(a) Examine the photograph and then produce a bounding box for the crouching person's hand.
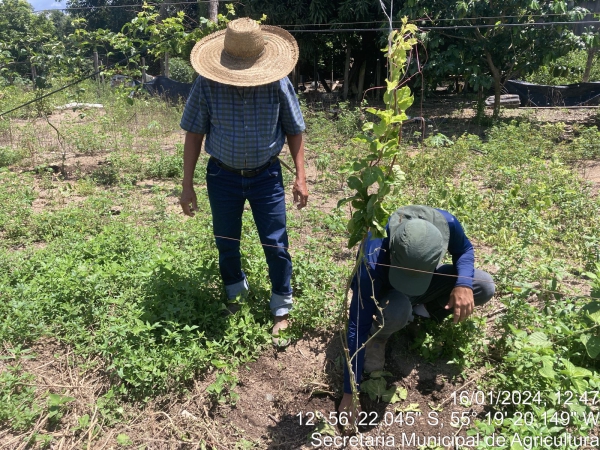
[338,392,362,435]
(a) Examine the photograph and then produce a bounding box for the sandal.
[272,316,290,348]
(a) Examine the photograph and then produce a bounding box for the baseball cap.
[388,206,450,296]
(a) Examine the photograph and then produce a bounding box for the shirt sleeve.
[437,209,475,289]
[180,76,210,134]
[277,77,305,135]
[343,232,390,394]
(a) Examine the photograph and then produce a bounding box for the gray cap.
[388,206,450,296]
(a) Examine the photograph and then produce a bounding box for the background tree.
[239,0,398,99]
[400,0,587,115]
[0,0,56,83]
[66,0,140,33]
[581,24,600,82]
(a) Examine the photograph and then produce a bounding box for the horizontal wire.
[212,234,599,301]
[282,13,594,27]
[285,20,600,33]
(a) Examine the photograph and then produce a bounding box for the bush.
[526,49,600,85]
[0,146,25,167]
[169,57,197,83]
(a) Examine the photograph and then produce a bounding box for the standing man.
[339,205,495,414]
[179,18,308,347]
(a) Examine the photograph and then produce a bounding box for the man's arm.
[180,132,204,217]
[286,133,308,209]
[437,210,475,323]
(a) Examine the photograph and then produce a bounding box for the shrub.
[169,57,197,84]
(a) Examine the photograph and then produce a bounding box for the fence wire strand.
[211,234,600,302]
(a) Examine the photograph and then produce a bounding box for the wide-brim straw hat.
[190,18,299,87]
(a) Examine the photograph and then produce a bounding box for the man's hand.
[180,186,198,217]
[180,132,203,217]
[292,176,308,209]
[338,393,362,434]
[445,286,475,323]
[286,133,308,209]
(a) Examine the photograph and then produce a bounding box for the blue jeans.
[205,158,292,317]
[370,265,495,340]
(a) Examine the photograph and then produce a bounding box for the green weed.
[0,365,42,432]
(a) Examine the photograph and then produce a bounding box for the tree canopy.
[399,0,588,114]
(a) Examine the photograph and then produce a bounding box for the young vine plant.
[337,18,417,418]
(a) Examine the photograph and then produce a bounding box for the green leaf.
[381,386,404,403]
[539,365,556,379]
[368,370,393,379]
[372,121,387,137]
[583,301,600,324]
[362,167,383,189]
[394,86,414,111]
[48,393,75,407]
[572,377,588,393]
[361,377,387,401]
[527,331,552,348]
[347,176,362,191]
[560,359,592,378]
[581,334,600,359]
[382,386,407,403]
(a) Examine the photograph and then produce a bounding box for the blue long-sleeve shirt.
[343,209,474,394]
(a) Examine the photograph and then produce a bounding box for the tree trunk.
[357,60,367,103]
[31,64,37,90]
[164,52,170,78]
[209,0,218,22]
[343,44,351,101]
[484,49,502,118]
[583,47,598,82]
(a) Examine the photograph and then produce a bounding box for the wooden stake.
[93,51,99,82]
[357,60,366,103]
[141,57,146,85]
[343,44,351,101]
[31,64,37,90]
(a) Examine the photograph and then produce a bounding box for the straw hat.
[190,18,299,87]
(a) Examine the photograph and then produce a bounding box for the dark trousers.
[205,158,293,316]
[370,265,495,339]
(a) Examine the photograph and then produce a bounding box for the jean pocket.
[267,160,281,178]
[206,159,222,177]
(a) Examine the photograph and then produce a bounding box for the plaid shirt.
[180,75,305,169]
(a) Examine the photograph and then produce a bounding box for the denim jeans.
[205,157,293,317]
[370,265,495,340]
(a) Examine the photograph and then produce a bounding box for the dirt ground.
[0,329,491,449]
[2,101,600,449]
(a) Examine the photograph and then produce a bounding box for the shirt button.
[245,126,248,129]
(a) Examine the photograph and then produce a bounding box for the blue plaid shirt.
[180,75,305,169]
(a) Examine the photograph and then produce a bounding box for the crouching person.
[339,205,495,416]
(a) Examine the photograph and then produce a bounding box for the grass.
[1,79,600,448]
